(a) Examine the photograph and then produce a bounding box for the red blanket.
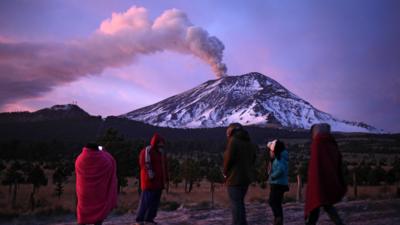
[75,147,117,224]
[305,134,347,218]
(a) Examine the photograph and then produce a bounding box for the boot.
[274,217,283,225]
[325,206,345,225]
[327,213,345,225]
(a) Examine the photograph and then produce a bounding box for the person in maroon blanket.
[135,133,169,225]
[305,123,347,225]
[75,143,117,225]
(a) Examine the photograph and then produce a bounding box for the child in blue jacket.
[267,139,289,225]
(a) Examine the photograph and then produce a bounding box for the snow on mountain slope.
[121,72,380,133]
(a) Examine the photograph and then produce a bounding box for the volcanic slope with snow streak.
[121,72,380,132]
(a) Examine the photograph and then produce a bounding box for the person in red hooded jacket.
[305,123,347,225]
[135,133,169,225]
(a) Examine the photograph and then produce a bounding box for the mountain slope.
[0,104,91,123]
[121,72,380,133]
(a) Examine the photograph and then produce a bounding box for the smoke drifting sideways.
[0,6,227,108]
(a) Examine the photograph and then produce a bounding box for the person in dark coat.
[135,133,169,225]
[305,123,347,225]
[267,139,289,225]
[223,123,258,225]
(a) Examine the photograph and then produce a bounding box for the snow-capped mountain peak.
[121,72,380,133]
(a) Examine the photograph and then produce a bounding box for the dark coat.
[223,130,258,186]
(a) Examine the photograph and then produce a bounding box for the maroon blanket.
[75,147,117,224]
[305,134,347,218]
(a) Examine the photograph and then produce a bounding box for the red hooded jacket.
[305,134,347,218]
[139,133,169,190]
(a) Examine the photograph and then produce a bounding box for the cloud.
[0,6,227,109]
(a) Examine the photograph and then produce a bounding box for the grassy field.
[1,173,399,220]
[1,132,399,221]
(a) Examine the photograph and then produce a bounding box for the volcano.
[121,72,380,133]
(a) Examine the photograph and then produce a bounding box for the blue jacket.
[268,150,289,186]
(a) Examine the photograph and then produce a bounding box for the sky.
[0,0,399,132]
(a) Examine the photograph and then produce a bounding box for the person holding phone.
[267,139,289,225]
[75,143,117,225]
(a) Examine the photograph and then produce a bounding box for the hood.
[311,123,331,139]
[233,129,250,142]
[150,133,165,149]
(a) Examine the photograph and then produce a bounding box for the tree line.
[1,128,400,211]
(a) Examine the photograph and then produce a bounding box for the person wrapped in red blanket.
[75,143,117,225]
[305,123,347,225]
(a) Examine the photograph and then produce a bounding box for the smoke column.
[0,6,227,108]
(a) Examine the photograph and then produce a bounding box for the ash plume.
[0,6,227,108]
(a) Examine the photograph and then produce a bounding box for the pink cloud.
[1,102,35,113]
[99,6,150,35]
[0,6,227,109]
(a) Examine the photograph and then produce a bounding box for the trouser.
[135,189,162,223]
[306,205,345,225]
[227,186,249,225]
[269,184,287,221]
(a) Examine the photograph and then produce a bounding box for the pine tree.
[1,161,25,208]
[97,128,139,193]
[255,150,268,189]
[53,167,68,199]
[368,165,386,185]
[297,161,309,183]
[27,164,48,210]
[0,161,6,173]
[182,158,202,193]
[168,157,183,188]
[206,164,224,208]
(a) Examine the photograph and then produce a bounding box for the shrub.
[160,201,180,211]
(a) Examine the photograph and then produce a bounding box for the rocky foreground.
[4,199,400,225]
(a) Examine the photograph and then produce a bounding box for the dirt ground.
[1,178,400,225]
[1,177,397,212]
[2,198,400,225]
